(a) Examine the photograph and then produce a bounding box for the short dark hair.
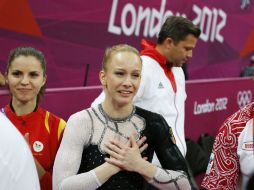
[157,16,201,44]
[6,46,47,102]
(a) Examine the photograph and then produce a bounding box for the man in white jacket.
[92,16,200,159]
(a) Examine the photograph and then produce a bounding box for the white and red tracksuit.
[135,39,187,158]
[202,102,254,190]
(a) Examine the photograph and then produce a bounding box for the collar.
[140,39,177,93]
[140,39,167,66]
[10,100,38,113]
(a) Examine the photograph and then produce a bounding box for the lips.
[17,88,32,93]
[118,90,133,96]
[119,90,132,94]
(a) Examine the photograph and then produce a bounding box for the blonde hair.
[102,44,141,71]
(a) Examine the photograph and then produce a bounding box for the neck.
[11,98,37,116]
[155,44,174,66]
[101,101,133,119]
[155,44,165,57]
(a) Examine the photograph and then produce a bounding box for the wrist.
[103,162,121,174]
[135,159,157,179]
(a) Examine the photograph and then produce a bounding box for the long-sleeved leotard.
[53,105,191,190]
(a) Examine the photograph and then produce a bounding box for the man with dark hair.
[93,16,200,158]
[135,15,201,158]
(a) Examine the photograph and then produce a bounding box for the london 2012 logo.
[237,90,252,108]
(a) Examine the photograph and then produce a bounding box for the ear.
[99,70,106,86]
[42,75,47,87]
[165,37,174,49]
[4,72,8,85]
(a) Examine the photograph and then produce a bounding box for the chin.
[16,96,34,103]
[117,97,133,105]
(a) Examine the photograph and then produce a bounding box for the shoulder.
[141,55,161,70]
[69,108,91,120]
[39,107,64,120]
[39,107,66,129]
[67,108,92,128]
[220,102,254,134]
[135,106,161,117]
[135,106,166,124]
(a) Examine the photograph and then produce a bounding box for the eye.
[11,71,22,77]
[115,71,124,76]
[29,72,40,78]
[185,47,192,51]
[132,73,140,78]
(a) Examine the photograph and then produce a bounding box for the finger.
[125,139,131,147]
[105,142,123,154]
[136,136,147,147]
[105,157,123,168]
[110,139,126,149]
[104,146,124,161]
[129,135,138,148]
[104,147,121,160]
[143,157,148,161]
[131,132,138,139]
[139,143,148,153]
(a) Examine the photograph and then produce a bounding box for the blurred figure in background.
[2,47,66,190]
[0,71,5,86]
[240,55,254,77]
[201,102,254,190]
[0,112,40,190]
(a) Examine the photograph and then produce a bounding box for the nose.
[122,76,132,87]
[187,50,193,59]
[21,75,29,85]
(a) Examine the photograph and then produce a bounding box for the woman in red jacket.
[2,46,66,190]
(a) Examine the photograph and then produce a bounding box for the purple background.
[1,0,254,87]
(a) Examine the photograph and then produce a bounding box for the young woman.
[2,47,66,190]
[53,44,192,190]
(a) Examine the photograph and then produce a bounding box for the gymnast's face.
[6,55,46,105]
[100,51,142,107]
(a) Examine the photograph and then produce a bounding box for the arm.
[105,135,191,190]
[24,132,51,189]
[35,158,53,190]
[53,111,120,190]
[40,117,66,190]
[201,124,239,190]
[148,115,192,190]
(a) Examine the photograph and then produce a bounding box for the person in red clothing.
[2,46,66,190]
